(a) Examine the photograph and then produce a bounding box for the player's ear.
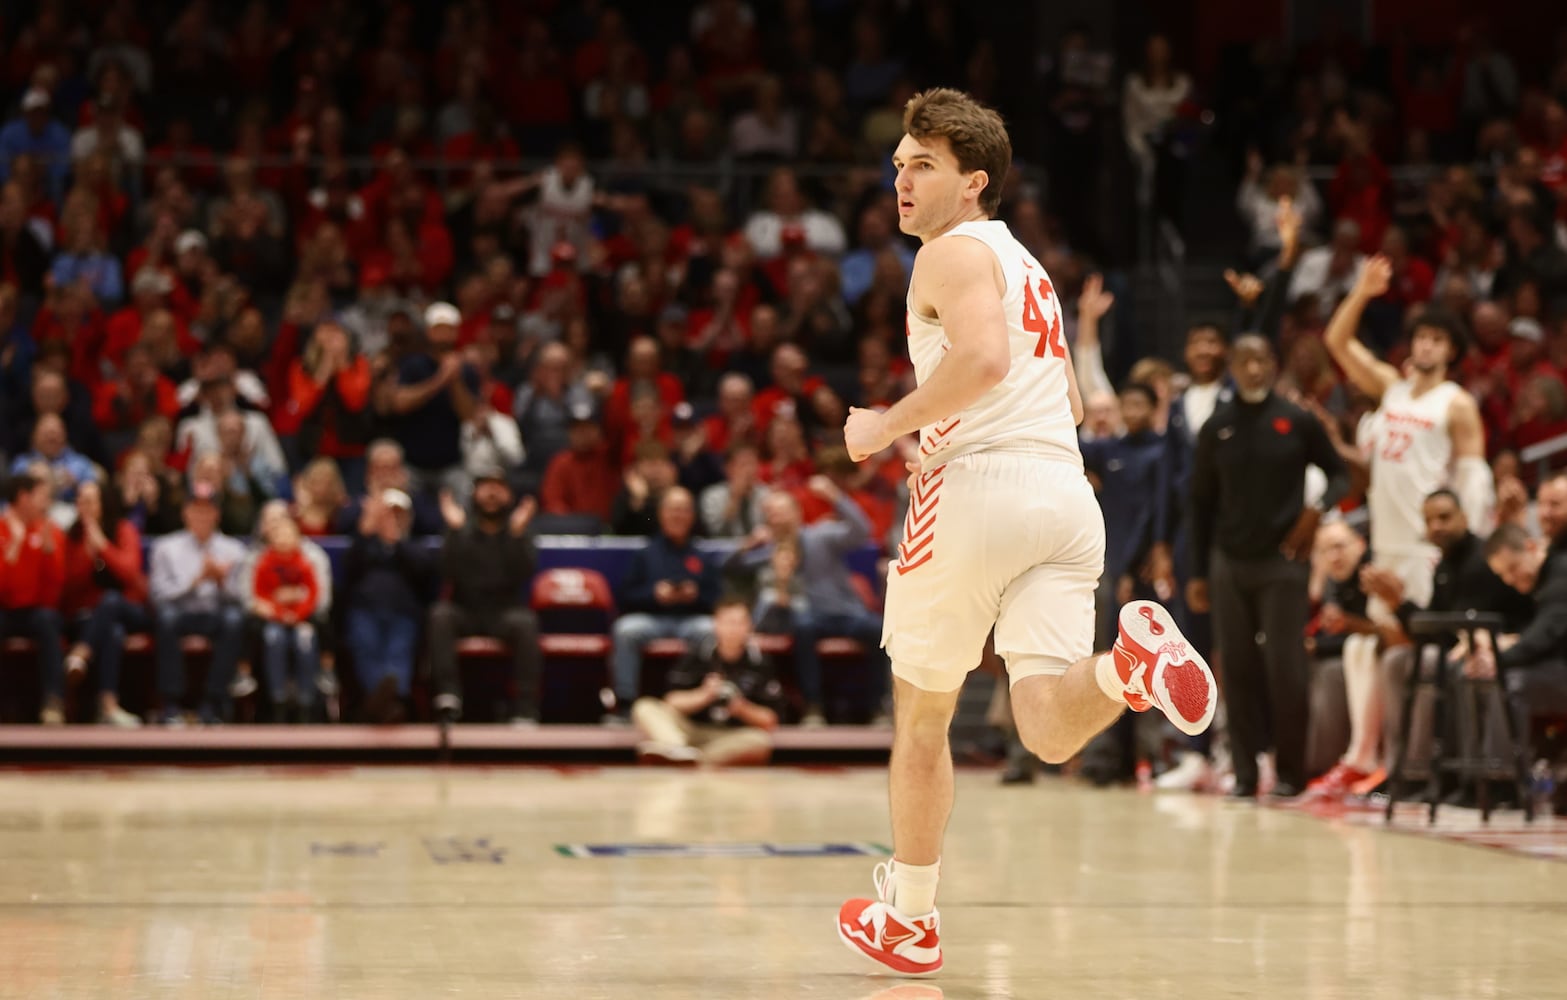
[966,169,989,203]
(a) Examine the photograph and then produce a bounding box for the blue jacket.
[1082,428,1167,581]
[619,533,720,615]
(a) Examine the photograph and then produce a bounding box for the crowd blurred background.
[1,0,1566,793]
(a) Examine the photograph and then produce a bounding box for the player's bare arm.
[843,236,1010,461]
[1447,388,1493,526]
[1323,255,1399,402]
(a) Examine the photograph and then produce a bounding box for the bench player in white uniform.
[834,88,1218,977]
[1319,255,1489,797]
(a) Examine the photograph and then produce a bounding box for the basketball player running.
[1317,255,1489,796]
[836,88,1218,977]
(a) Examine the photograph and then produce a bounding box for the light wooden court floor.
[1,765,1564,999]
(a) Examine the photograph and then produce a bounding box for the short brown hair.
[902,88,1011,216]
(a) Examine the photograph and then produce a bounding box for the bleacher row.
[0,535,887,726]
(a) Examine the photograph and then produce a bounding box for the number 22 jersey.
[1358,378,1462,553]
[903,219,1083,471]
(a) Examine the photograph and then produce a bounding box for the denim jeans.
[81,592,151,696]
[609,613,714,703]
[346,607,420,697]
[0,606,64,699]
[261,620,321,710]
[154,604,245,713]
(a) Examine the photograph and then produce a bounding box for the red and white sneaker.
[1110,600,1217,737]
[837,862,942,977]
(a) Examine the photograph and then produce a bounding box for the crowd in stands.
[1,3,1567,792]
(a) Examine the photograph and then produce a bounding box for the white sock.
[891,858,940,916]
[1094,652,1125,703]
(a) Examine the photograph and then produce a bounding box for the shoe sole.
[836,913,942,977]
[1118,601,1217,737]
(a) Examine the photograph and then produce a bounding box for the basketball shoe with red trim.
[1109,600,1217,737]
[837,862,942,977]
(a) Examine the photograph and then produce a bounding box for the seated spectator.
[148,484,248,724]
[275,320,372,494]
[0,88,71,201]
[460,383,526,490]
[341,439,443,537]
[632,597,783,765]
[671,402,723,495]
[611,441,680,537]
[250,516,322,723]
[539,404,619,530]
[703,373,758,454]
[343,488,434,724]
[175,373,287,493]
[60,480,145,727]
[292,458,350,537]
[700,441,766,538]
[0,182,50,298]
[753,343,825,436]
[11,361,108,469]
[428,467,542,725]
[1288,218,1366,318]
[177,342,268,412]
[115,444,182,537]
[743,166,847,258]
[1302,521,1379,798]
[188,450,261,540]
[92,344,179,459]
[232,500,335,709]
[607,487,718,722]
[605,337,685,450]
[9,413,99,504]
[513,341,598,491]
[215,409,285,500]
[728,479,885,725]
[49,199,123,307]
[1236,155,1323,263]
[0,472,66,724]
[376,301,480,501]
[1480,524,1567,747]
[1364,489,1534,781]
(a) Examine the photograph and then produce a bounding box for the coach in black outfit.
[1188,334,1349,798]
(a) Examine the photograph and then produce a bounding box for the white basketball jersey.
[903,220,1081,469]
[1362,378,1461,553]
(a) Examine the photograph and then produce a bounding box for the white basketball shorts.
[881,449,1105,693]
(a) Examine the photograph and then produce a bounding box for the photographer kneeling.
[632,597,783,766]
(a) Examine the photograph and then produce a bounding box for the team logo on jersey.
[1273,417,1291,435]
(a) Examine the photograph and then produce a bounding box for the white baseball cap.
[20,88,49,113]
[424,302,461,329]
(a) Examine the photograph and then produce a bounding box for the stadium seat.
[532,568,617,722]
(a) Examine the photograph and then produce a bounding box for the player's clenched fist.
[844,406,892,462]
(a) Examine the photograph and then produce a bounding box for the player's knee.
[1016,723,1076,765]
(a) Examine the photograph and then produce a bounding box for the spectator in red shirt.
[92,343,178,458]
[103,267,182,368]
[761,412,816,490]
[0,471,67,724]
[275,320,372,492]
[604,335,684,451]
[752,342,825,435]
[703,373,758,454]
[1329,123,1391,254]
[59,480,145,727]
[540,405,620,529]
[250,515,322,722]
[1380,225,1434,308]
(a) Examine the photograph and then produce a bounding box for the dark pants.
[1,607,64,700]
[154,604,245,712]
[1210,549,1312,790]
[792,608,887,710]
[427,602,542,716]
[261,621,321,710]
[346,606,420,697]
[80,592,151,697]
